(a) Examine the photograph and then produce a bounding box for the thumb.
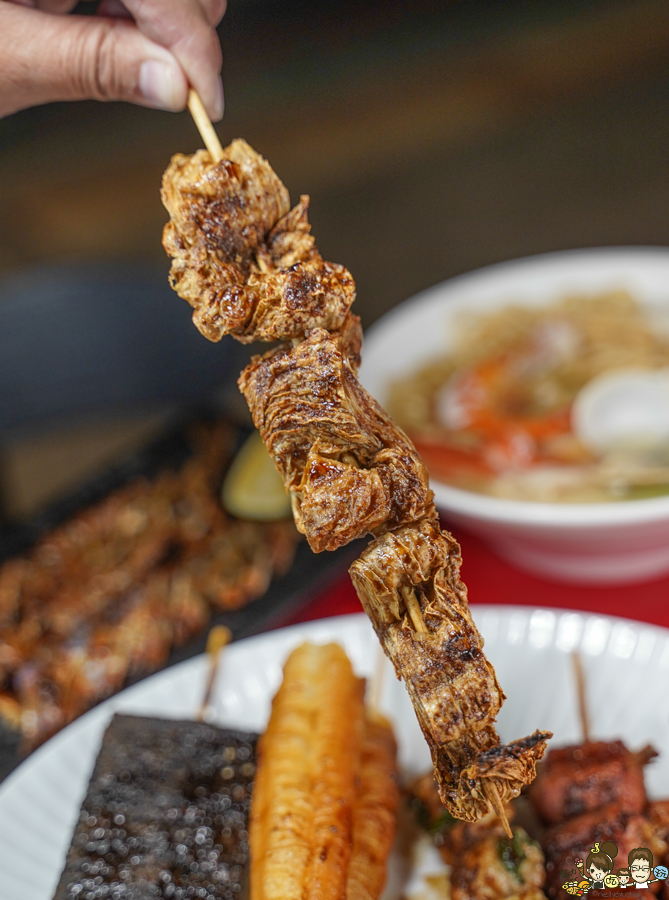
[0,3,189,118]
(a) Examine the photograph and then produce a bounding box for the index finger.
[119,0,224,120]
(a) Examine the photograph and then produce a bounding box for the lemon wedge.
[222,430,291,520]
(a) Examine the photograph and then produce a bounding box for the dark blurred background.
[2,0,669,518]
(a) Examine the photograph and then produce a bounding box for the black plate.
[0,262,361,779]
[0,413,361,780]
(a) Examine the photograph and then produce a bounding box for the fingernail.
[139,60,180,111]
[212,76,224,121]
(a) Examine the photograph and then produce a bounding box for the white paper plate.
[2,607,669,899]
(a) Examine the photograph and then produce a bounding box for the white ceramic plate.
[2,607,669,899]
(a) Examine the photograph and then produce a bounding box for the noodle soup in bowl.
[359,247,669,585]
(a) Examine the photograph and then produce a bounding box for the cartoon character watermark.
[577,842,618,890]
[628,847,669,889]
[616,869,631,889]
[562,843,669,894]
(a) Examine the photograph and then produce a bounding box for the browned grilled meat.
[409,773,547,900]
[0,422,298,749]
[650,800,669,844]
[351,518,550,820]
[239,329,433,552]
[529,740,655,824]
[452,827,547,900]
[649,800,669,899]
[161,138,550,824]
[162,142,356,344]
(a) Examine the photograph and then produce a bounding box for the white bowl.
[359,247,669,585]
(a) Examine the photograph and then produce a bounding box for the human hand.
[0,0,226,119]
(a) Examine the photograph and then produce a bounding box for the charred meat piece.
[649,801,669,900]
[529,740,655,824]
[350,518,550,820]
[239,329,433,552]
[162,142,290,273]
[409,774,547,900]
[53,714,257,900]
[334,311,363,373]
[162,143,356,344]
[410,770,459,841]
[162,137,550,825]
[542,801,666,899]
[409,771,506,865]
[452,827,547,900]
[649,799,669,844]
[0,422,298,749]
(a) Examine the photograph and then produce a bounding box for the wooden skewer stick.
[183,83,508,843]
[198,624,232,721]
[188,89,224,163]
[572,651,591,744]
[401,585,429,634]
[484,781,513,839]
[367,640,387,719]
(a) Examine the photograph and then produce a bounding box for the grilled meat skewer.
[0,423,298,749]
[162,144,356,345]
[351,517,549,819]
[239,328,433,552]
[161,139,551,822]
[529,740,657,825]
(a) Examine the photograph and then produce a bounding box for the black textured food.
[53,714,257,900]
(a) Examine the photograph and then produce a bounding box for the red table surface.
[283,522,669,629]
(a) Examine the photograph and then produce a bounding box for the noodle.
[388,291,669,503]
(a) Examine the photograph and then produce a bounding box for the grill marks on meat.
[350,519,550,820]
[162,143,290,273]
[0,423,298,750]
[409,774,548,900]
[161,138,551,823]
[527,741,666,899]
[239,329,433,552]
[162,142,356,344]
[529,740,654,824]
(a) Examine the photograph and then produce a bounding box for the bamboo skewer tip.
[401,585,429,634]
[206,624,232,656]
[484,782,513,839]
[571,651,591,744]
[198,625,232,721]
[188,89,224,163]
[367,641,387,720]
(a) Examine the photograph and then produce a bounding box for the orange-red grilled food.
[249,642,399,900]
[0,422,298,749]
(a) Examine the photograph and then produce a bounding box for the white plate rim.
[4,605,669,899]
